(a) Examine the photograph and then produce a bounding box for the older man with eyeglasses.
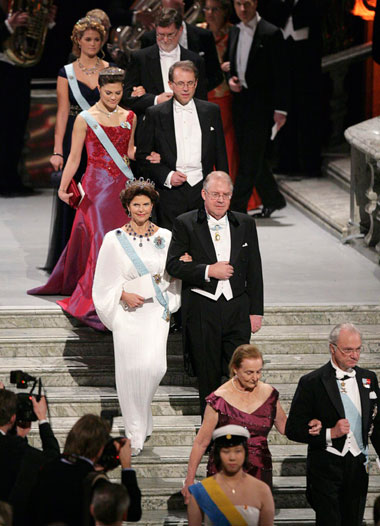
[286,323,380,526]
[166,171,263,414]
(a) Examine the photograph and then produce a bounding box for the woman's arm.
[259,483,275,526]
[127,113,137,161]
[181,405,219,504]
[50,76,70,171]
[58,115,87,204]
[274,400,287,435]
[187,495,203,526]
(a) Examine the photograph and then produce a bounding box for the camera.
[10,370,42,423]
[98,437,126,471]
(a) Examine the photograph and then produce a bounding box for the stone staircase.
[0,305,379,525]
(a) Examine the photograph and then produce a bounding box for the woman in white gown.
[93,179,181,456]
[188,425,274,526]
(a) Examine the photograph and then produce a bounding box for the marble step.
[122,507,375,526]
[103,445,379,479]
[1,324,379,357]
[2,304,380,329]
[324,155,351,190]
[277,174,350,237]
[105,475,380,511]
[1,353,379,387]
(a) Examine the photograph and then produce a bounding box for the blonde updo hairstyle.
[229,344,263,378]
[71,16,106,58]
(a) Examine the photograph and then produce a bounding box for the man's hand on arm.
[171,171,187,187]
[330,419,350,439]
[208,261,234,280]
[156,92,173,104]
[228,76,242,93]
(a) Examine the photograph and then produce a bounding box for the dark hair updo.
[120,179,159,213]
[98,67,125,87]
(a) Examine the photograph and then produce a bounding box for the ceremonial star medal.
[153,273,161,284]
[214,225,221,241]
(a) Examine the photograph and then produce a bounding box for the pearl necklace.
[77,57,101,75]
[231,376,249,393]
[96,103,118,119]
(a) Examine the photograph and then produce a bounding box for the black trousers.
[307,450,368,526]
[185,292,251,415]
[230,89,286,212]
[157,180,204,231]
[274,38,321,174]
[0,62,31,193]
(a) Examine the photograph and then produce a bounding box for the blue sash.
[64,64,91,110]
[115,230,170,321]
[189,479,248,526]
[80,110,134,181]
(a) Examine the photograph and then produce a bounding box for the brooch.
[123,155,130,167]
[121,121,131,129]
[362,378,371,388]
[153,236,165,249]
[153,273,161,284]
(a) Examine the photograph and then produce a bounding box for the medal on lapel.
[214,225,220,242]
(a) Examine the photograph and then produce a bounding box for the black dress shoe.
[252,204,286,218]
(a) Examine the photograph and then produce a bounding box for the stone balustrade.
[345,116,380,260]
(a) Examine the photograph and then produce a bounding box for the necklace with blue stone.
[125,221,155,247]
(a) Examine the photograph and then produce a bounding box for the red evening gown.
[206,388,279,488]
[28,111,135,331]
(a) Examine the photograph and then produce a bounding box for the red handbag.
[68,180,85,209]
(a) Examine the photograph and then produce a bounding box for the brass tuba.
[4,0,53,67]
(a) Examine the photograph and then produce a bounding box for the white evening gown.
[204,505,260,526]
[93,227,181,449]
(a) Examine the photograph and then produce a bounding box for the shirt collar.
[239,12,260,31]
[207,212,228,227]
[159,45,180,58]
[173,97,195,111]
[331,359,356,379]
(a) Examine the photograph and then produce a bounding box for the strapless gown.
[206,389,279,487]
[204,505,260,526]
[28,112,135,330]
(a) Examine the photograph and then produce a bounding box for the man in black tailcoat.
[137,60,227,229]
[166,171,263,413]
[226,0,289,217]
[286,323,380,526]
[122,8,207,116]
[140,0,223,92]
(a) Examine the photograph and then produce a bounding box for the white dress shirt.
[192,213,233,301]
[236,13,261,88]
[165,98,203,188]
[326,360,362,458]
[281,0,309,41]
[158,45,181,93]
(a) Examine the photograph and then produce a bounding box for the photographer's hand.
[32,396,48,421]
[117,437,132,469]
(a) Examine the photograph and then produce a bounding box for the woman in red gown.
[198,0,261,210]
[28,67,157,331]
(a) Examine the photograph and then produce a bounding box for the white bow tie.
[175,104,193,113]
[208,216,226,230]
[160,50,177,58]
[336,370,356,380]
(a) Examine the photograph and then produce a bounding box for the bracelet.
[52,152,64,158]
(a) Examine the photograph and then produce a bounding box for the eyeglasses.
[156,29,179,41]
[206,191,232,200]
[171,80,196,88]
[203,6,222,12]
[331,343,362,355]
